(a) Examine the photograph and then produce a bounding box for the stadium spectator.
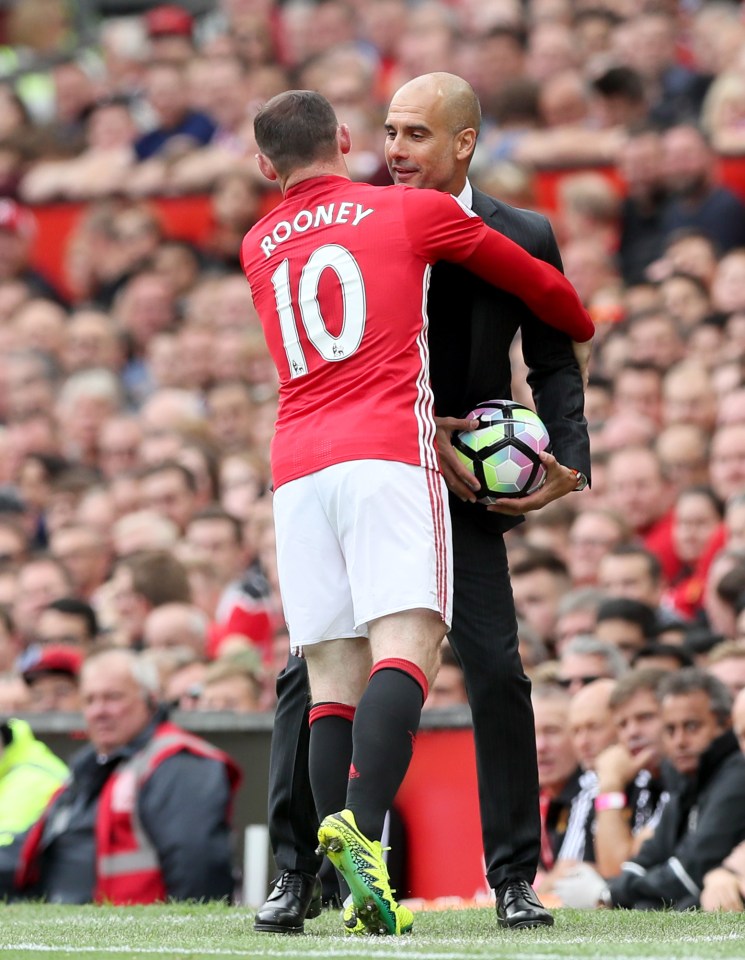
[12,554,73,647]
[0,647,240,904]
[169,56,256,194]
[217,451,268,523]
[0,719,68,845]
[705,642,745,701]
[0,516,30,569]
[663,486,726,618]
[19,643,82,713]
[511,549,573,650]
[0,673,31,713]
[20,96,138,204]
[138,461,200,535]
[205,380,257,454]
[658,275,713,338]
[625,309,686,373]
[594,597,659,663]
[616,126,668,286]
[597,545,668,614]
[625,12,707,128]
[198,650,265,713]
[553,678,617,866]
[554,669,745,910]
[144,5,196,65]
[62,308,125,377]
[105,550,191,649]
[661,361,718,433]
[557,636,627,696]
[162,652,209,711]
[647,228,720,288]
[655,423,710,495]
[0,607,19,671]
[611,361,663,426]
[532,684,581,881]
[553,588,607,656]
[591,668,670,879]
[602,447,674,564]
[700,546,745,641]
[133,61,215,165]
[631,643,694,673]
[709,423,745,504]
[184,506,274,661]
[0,199,66,303]
[49,523,112,601]
[566,508,630,588]
[35,597,99,649]
[522,500,576,563]
[202,170,264,267]
[97,415,143,481]
[660,124,745,255]
[700,685,745,912]
[142,602,209,656]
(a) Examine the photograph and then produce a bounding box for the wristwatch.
[570,469,588,492]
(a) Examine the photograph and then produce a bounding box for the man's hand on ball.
[435,416,481,502]
[487,452,578,515]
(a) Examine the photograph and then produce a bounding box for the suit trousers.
[448,506,540,889]
[266,504,540,888]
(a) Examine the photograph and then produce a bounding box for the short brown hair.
[119,550,191,606]
[254,90,339,177]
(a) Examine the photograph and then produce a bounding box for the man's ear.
[256,152,278,182]
[455,128,477,162]
[338,123,352,155]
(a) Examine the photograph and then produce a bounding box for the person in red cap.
[145,5,195,64]
[20,644,83,713]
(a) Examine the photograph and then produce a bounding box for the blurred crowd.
[0,0,742,711]
[1,0,745,909]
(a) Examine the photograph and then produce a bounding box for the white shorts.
[273,459,452,647]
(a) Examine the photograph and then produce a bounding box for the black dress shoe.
[254,871,323,933]
[496,878,554,929]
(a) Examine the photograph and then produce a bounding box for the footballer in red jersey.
[242,174,593,490]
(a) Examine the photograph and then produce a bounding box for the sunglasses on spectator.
[556,675,605,690]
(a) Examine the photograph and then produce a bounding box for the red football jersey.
[241,175,591,488]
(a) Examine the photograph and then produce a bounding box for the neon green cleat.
[317,810,414,936]
[342,898,366,936]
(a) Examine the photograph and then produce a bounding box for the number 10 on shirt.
[271,244,366,378]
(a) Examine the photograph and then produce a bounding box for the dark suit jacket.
[427,186,591,534]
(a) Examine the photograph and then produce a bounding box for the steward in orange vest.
[9,716,241,904]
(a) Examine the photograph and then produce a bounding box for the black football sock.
[308,703,355,822]
[345,658,428,840]
[309,702,354,901]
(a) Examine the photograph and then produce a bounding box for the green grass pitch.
[0,903,744,960]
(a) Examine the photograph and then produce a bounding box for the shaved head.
[385,72,480,194]
[392,73,481,136]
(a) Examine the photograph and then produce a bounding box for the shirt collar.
[456,179,473,210]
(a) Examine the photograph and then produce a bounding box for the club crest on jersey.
[260,202,375,257]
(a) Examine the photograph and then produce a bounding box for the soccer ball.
[452,399,551,502]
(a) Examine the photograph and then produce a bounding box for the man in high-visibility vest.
[1,647,241,904]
